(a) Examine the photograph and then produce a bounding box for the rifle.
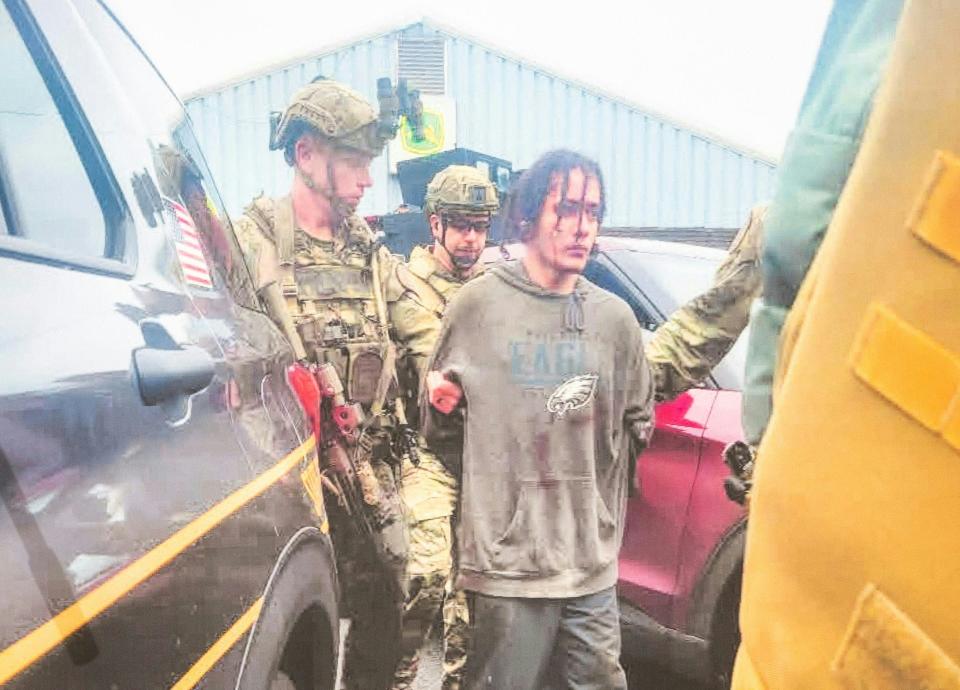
[287,360,405,604]
[286,361,382,537]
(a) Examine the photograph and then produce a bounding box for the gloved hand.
[723,441,755,506]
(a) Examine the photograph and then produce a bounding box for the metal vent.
[398,36,445,94]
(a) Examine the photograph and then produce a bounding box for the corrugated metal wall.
[185,22,776,228]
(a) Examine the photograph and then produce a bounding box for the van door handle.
[133,346,215,406]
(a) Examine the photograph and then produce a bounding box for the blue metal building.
[184,20,776,229]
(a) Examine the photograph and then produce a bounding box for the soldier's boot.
[392,571,447,689]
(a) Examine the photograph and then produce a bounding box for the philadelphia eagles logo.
[546,374,599,418]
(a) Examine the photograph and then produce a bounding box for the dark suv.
[0,1,338,687]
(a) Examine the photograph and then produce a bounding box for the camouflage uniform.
[234,79,439,690]
[391,167,499,690]
[645,205,767,401]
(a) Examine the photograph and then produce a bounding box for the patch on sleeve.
[546,374,598,418]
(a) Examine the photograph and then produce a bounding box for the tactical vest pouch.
[295,265,372,301]
[305,344,363,404]
[349,348,384,406]
[309,342,393,409]
[296,313,367,351]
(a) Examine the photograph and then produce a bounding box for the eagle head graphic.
[546,374,599,418]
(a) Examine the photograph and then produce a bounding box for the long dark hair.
[504,149,606,242]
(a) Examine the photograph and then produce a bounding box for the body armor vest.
[407,245,475,311]
[734,1,960,686]
[271,197,392,407]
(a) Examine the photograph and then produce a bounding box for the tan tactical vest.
[733,1,960,687]
[406,245,475,311]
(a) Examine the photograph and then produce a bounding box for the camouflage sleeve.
[231,206,278,292]
[380,247,443,387]
[624,326,657,458]
[419,288,473,477]
[645,205,767,402]
[390,293,442,387]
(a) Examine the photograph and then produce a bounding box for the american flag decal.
[164,197,213,289]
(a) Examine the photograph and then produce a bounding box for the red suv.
[486,238,747,688]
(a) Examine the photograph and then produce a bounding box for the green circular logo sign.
[400,111,445,155]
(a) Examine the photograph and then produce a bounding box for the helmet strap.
[295,155,352,222]
[436,214,481,273]
[437,213,449,248]
[325,157,354,220]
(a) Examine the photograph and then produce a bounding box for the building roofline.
[183,17,778,165]
[418,18,778,164]
[180,16,423,101]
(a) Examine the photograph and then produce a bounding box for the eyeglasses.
[556,199,601,222]
[442,214,492,233]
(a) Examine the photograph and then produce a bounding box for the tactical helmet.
[270,79,393,157]
[424,165,500,217]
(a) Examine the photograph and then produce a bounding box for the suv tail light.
[286,363,321,441]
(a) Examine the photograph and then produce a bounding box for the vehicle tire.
[710,565,742,690]
[238,535,339,690]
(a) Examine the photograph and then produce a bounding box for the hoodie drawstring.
[564,291,586,332]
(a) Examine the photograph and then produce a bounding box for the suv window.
[584,258,659,331]
[0,2,126,264]
[75,0,260,309]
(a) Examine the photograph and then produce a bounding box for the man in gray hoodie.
[423,150,655,690]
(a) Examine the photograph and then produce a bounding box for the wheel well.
[236,527,340,690]
[708,561,742,688]
[686,519,746,641]
[279,603,336,690]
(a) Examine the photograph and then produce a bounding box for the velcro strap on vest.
[907,150,960,266]
[851,302,960,451]
[833,584,960,688]
[274,196,298,298]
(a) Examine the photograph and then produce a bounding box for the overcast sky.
[108,0,832,160]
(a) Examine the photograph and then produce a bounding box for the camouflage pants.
[392,451,467,690]
[441,587,470,690]
[329,457,408,690]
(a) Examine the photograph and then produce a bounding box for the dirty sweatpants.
[463,586,626,690]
